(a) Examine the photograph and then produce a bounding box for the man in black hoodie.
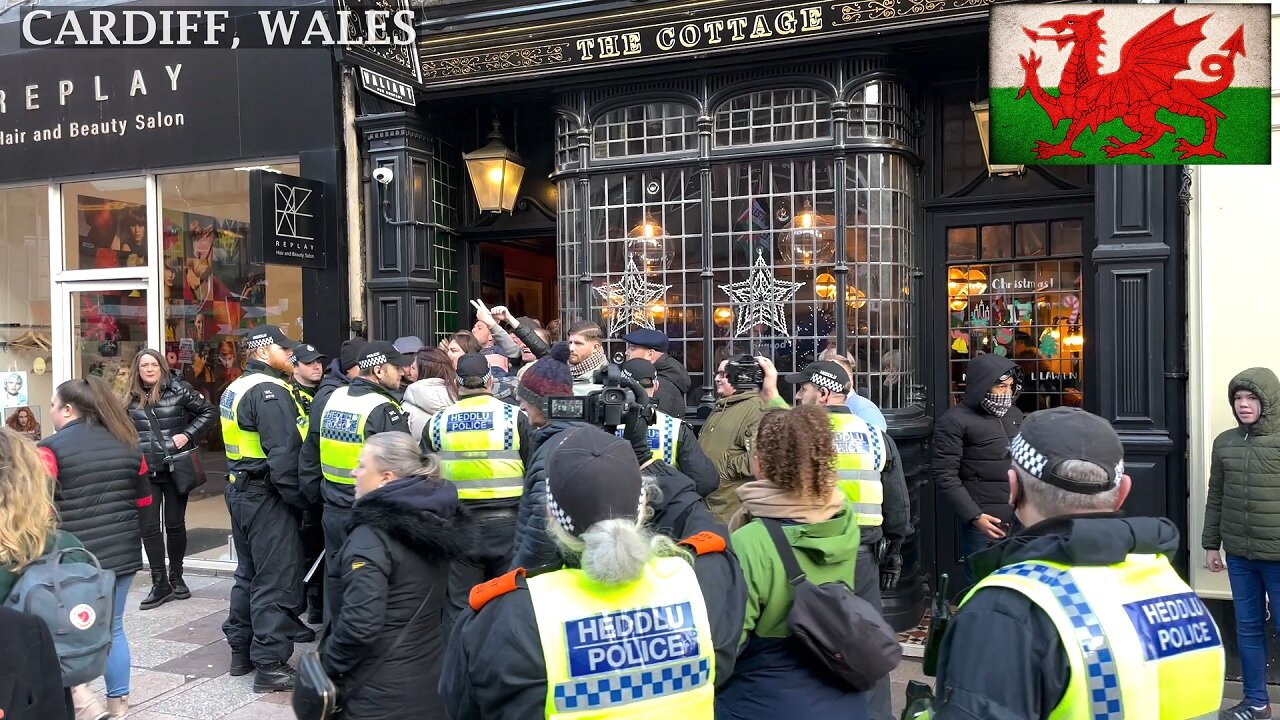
[912,408,1225,719]
[931,353,1024,581]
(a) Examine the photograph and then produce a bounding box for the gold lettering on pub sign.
[573,5,823,60]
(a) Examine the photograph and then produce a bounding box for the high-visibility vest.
[960,554,1225,719]
[219,373,292,461]
[289,383,312,438]
[830,411,887,527]
[427,394,524,501]
[613,410,680,467]
[526,556,715,719]
[318,386,398,485]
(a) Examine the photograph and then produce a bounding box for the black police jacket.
[932,513,1181,720]
[317,376,410,509]
[127,376,218,470]
[322,475,471,720]
[225,361,306,510]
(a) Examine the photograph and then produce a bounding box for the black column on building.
[299,148,347,353]
[357,110,440,342]
[1089,165,1188,572]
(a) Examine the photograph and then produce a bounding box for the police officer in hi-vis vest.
[289,341,328,626]
[422,353,533,627]
[317,341,411,622]
[907,407,1225,719]
[442,427,732,719]
[619,357,720,498]
[219,325,311,693]
[769,358,910,720]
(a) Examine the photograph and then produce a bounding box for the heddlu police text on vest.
[566,602,699,677]
[1122,591,1221,660]
[446,412,495,432]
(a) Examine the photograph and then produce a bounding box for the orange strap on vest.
[679,531,726,556]
[470,567,526,611]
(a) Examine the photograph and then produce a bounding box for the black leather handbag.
[292,589,433,720]
[167,447,206,495]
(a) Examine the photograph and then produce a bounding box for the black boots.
[169,566,191,600]
[139,569,175,610]
[253,663,297,693]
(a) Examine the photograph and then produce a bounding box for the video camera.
[546,364,656,427]
[725,353,764,391]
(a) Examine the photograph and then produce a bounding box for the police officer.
[768,357,911,720]
[619,357,720,498]
[908,408,1225,719]
[289,341,328,626]
[441,428,735,719]
[422,353,532,627]
[317,340,411,621]
[300,338,367,504]
[219,325,310,693]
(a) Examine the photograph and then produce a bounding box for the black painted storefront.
[346,0,1191,633]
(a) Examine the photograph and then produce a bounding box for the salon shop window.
[157,164,301,431]
[946,218,1084,413]
[0,186,53,440]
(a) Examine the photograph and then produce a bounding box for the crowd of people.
[0,298,1267,720]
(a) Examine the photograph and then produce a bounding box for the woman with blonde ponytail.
[442,427,731,720]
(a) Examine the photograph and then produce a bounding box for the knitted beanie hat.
[518,341,575,412]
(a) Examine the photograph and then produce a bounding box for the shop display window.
[0,186,53,440]
[62,178,149,271]
[946,219,1084,412]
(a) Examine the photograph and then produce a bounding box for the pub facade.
[347,0,1193,633]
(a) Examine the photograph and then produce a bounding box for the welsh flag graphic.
[989,4,1271,165]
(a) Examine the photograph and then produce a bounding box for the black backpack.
[761,518,901,691]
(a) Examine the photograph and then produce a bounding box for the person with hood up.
[441,427,744,719]
[321,431,470,720]
[908,408,1225,719]
[931,353,1024,581]
[623,328,691,417]
[718,405,869,719]
[1204,367,1280,720]
[401,348,458,442]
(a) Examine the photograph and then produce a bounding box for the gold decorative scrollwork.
[906,0,946,14]
[422,43,569,79]
[832,0,896,26]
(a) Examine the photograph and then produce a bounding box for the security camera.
[372,167,394,185]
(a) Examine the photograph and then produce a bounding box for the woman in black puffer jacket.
[125,348,217,609]
[321,431,470,719]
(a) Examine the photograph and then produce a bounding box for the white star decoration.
[593,256,672,336]
[719,251,805,337]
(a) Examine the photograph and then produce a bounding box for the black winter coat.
[321,475,470,720]
[41,420,147,576]
[931,354,1025,525]
[127,377,218,471]
[653,354,691,417]
[0,606,71,720]
[511,421,589,570]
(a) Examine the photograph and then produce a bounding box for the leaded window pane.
[591,103,698,160]
[713,89,833,148]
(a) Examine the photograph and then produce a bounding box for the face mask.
[219,355,236,368]
[981,391,1013,417]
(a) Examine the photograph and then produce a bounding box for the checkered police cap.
[1011,407,1125,495]
[355,341,413,371]
[243,325,291,351]
[784,360,851,395]
[546,427,645,538]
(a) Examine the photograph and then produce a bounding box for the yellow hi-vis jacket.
[427,394,524,500]
[614,410,681,466]
[318,386,397,485]
[526,556,715,719]
[830,411,887,527]
[958,554,1225,719]
[220,373,292,460]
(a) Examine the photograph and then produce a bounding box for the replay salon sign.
[248,169,327,269]
[0,48,246,179]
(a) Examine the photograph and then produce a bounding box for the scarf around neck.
[729,479,846,532]
[571,349,608,381]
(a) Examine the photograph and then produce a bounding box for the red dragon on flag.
[1018,8,1243,160]
[991,5,1269,164]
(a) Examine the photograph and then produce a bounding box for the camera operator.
[699,354,772,523]
[621,358,719,498]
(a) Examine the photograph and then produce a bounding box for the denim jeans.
[1226,554,1280,707]
[106,572,134,698]
[959,524,999,585]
